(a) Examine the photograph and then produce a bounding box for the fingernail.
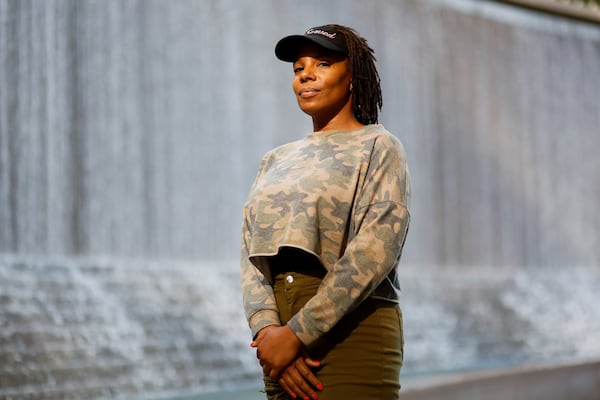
[311,394,318,400]
[316,384,324,391]
[250,341,255,347]
[303,397,309,400]
[291,394,297,399]
[314,360,321,366]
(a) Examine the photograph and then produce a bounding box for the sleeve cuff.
[286,315,318,347]
[249,309,281,339]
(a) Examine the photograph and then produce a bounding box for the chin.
[297,103,318,117]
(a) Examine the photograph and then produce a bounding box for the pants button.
[286,274,294,284]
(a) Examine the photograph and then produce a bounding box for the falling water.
[1,0,599,398]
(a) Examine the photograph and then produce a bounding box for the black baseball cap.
[275,25,348,62]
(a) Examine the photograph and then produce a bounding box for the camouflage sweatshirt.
[241,124,410,346]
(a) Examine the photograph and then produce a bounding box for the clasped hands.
[251,325,323,400]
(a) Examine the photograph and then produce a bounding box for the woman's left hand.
[278,354,323,400]
[252,325,303,380]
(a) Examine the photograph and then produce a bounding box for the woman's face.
[292,43,353,126]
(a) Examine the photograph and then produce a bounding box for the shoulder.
[362,125,407,160]
[258,138,304,166]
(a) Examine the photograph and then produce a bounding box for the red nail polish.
[291,393,297,399]
[303,397,309,400]
[311,394,318,400]
[316,384,324,391]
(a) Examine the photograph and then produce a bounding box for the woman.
[241,24,410,400]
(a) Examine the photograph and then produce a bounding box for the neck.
[311,105,364,132]
[312,118,364,132]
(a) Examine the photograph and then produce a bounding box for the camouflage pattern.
[241,124,410,346]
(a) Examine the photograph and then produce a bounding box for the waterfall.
[1,0,599,398]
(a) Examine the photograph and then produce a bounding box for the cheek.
[292,77,301,94]
[333,75,352,97]
[330,69,351,92]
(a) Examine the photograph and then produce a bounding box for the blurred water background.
[1,0,599,399]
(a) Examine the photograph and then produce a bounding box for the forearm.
[241,248,281,337]
[287,201,409,346]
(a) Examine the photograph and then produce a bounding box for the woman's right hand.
[278,354,323,400]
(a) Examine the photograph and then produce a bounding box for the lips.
[298,88,320,98]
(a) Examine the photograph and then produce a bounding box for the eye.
[293,66,303,73]
[318,61,330,67]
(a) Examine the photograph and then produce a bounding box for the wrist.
[254,324,279,340]
[284,325,303,352]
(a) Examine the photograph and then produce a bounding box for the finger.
[280,371,309,400]
[296,358,323,392]
[304,357,321,368]
[269,366,282,381]
[294,376,317,399]
[253,331,266,346]
[278,377,298,399]
[288,365,319,400]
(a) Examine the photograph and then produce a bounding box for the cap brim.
[275,34,345,62]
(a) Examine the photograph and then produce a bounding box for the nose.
[299,65,316,82]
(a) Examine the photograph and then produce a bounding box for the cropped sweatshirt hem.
[241,124,410,346]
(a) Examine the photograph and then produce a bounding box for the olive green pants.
[263,267,403,400]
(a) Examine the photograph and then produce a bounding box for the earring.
[349,82,353,92]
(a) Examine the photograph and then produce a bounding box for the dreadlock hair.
[326,24,382,125]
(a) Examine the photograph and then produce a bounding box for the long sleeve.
[240,153,282,338]
[240,232,281,339]
[286,135,410,346]
[240,125,410,346]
